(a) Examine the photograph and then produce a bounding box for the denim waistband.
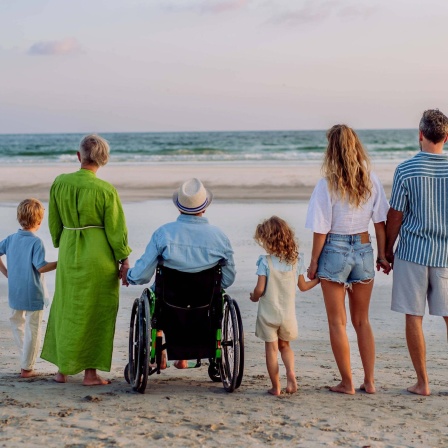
[326,233,371,244]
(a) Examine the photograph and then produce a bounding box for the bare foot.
[286,373,298,394]
[329,381,355,395]
[20,369,39,378]
[83,375,111,386]
[174,360,188,369]
[268,387,281,396]
[407,382,430,396]
[53,372,67,383]
[360,382,376,394]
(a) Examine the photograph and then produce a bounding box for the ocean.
[0,129,420,165]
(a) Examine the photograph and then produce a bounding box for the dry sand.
[0,163,447,447]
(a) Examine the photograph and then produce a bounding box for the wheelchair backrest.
[154,259,224,309]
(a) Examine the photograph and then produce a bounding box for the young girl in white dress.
[250,216,319,395]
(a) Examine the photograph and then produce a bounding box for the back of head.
[419,109,448,144]
[254,216,298,264]
[79,134,110,167]
[17,198,44,230]
[323,124,371,207]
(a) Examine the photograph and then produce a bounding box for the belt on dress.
[63,226,105,230]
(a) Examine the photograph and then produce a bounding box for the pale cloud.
[269,1,377,26]
[28,37,81,56]
[163,0,248,15]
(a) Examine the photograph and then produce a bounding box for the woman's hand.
[118,258,130,286]
[376,258,391,275]
[307,259,318,280]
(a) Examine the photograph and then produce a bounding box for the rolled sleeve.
[371,172,390,223]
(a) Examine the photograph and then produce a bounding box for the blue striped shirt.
[390,151,448,267]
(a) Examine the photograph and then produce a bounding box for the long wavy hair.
[323,124,372,207]
[254,216,298,265]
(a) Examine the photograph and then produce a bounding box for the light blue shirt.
[390,151,448,267]
[127,214,236,288]
[0,230,49,311]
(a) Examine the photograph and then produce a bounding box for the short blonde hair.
[254,216,298,265]
[79,134,110,167]
[323,124,372,207]
[17,198,44,230]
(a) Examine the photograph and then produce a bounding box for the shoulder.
[256,254,268,267]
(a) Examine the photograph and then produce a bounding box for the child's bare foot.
[173,360,188,369]
[360,382,376,394]
[286,373,298,394]
[267,387,281,396]
[53,372,67,383]
[83,375,111,386]
[20,369,38,378]
[407,382,430,396]
[329,381,355,395]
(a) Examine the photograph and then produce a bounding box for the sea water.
[0,129,420,165]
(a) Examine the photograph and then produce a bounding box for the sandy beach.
[0,162,447,447]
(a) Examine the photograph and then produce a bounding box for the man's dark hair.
[419,109,448,144]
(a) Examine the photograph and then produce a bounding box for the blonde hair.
[79,134,110,167]
[254,216,298,265]
[17,198,44,230]
[323,124,372,207]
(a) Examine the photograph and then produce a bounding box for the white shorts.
[391,257,448,316]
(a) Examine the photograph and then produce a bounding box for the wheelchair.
[124,259,244,394]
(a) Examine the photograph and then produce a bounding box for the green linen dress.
[41,169,131,375]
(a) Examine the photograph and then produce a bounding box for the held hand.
[249,292,259,303]
[307,260,318,280]
[118,259,130,287]
[385,250,394,267]
[376,258,392,275]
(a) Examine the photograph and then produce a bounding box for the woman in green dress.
[41,134,131,385]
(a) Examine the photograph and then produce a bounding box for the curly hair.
[323,124,372,207]
[419,109,448,144]
[254,216,298,265]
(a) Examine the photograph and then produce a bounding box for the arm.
[221,239,236,289]
[48,181,63,248]
[250,275,266,302]
[297,274,320,291]
[0,257,7,278]
[126,233,160,286]
[373,221,391,274]
[38,261,57,274]
[385,208,403,265]
[308,232,327,280]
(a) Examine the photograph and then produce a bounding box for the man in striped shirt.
[386,109,448,396]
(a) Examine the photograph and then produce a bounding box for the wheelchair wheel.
[232,299,244,389]
[128,293,151,393]
[208,360,221,382]
[219,295,244,392]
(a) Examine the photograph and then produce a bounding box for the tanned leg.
[265,341,281,395]
[405,314,430,396]
[321,280,355,394]
[348,281,376,394]
[278,339,297,393]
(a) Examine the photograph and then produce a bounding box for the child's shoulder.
[256,254,268,266]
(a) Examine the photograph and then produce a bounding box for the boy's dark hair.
[17,198,44,230]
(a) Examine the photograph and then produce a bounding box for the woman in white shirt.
[306,124,390,395]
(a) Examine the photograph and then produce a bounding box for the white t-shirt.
[305,171,389,234]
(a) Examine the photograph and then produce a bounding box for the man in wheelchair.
[121,178,236,370]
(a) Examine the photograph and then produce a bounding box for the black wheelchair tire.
[219,296,241,392]
[232,299,244,389]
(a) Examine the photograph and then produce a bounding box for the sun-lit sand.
[0,162,447,447]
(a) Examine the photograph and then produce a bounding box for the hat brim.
[172,189,213,214]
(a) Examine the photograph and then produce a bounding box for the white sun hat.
[172,178,213,214]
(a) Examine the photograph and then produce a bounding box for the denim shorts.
[317,233,375,285]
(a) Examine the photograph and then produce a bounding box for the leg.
[20,310,43,378]
[321,280,355,394]
[348,281,376,393]
[9,309,25,357]
[406,314,430,396]
[83,369,111,386]
[265,341,281,395]
[278,339,297,393]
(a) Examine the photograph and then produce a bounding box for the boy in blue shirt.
[0,198,57,378]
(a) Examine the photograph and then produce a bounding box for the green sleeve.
[48,181,63,248]
[104,189,132,261]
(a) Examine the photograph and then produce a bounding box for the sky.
[1,0,448,133]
